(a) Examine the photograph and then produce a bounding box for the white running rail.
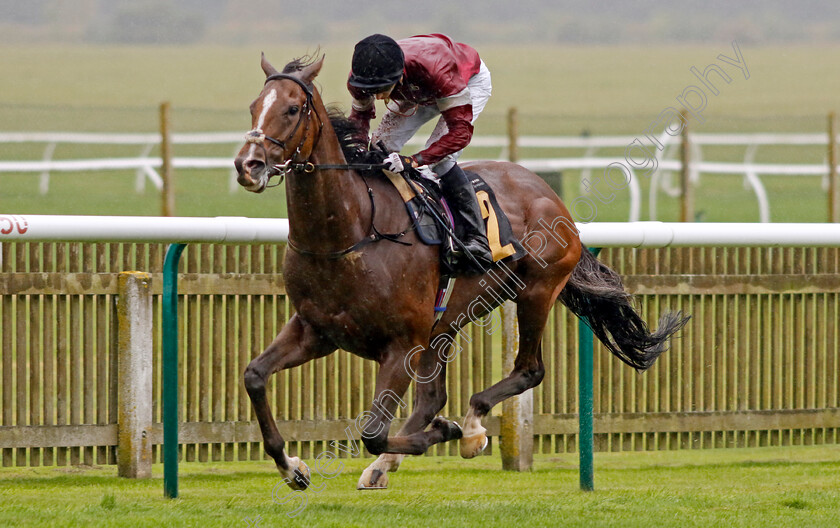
[2,215,840,248]
[1,132,836,223]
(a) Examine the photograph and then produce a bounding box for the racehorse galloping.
[234,54,688,491]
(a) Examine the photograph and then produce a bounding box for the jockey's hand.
[383,153,404,172]
[384,153,417,173]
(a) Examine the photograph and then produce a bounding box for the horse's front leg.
[244,314,334,490]
[358,347,450,489]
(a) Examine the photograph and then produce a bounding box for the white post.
[117,271,153,478]
[39,142,56,195]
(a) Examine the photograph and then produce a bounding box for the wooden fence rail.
[1,242,839,468]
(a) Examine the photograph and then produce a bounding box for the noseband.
[242,70,409,258]
[245,73,325,180]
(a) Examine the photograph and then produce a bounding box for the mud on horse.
[234,54,689,490]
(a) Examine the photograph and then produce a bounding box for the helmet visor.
[348,70,402,93]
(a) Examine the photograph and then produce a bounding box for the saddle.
[382,168,527,274]
[382,166,527,324]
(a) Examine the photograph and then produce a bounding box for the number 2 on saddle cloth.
[382,167,527,321]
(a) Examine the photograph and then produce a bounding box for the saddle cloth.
[382,168,527,270]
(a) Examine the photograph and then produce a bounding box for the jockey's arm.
[412,103,474,167]
[348,84,376,138]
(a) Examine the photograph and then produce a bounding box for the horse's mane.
[327,108,388,173]
[281,53,321,74]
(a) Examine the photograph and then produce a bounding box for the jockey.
[347,33,494,271]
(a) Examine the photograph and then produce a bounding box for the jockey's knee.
[433,158,457,176]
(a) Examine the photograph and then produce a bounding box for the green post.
[578,247,601,492]
[163,243,186,499]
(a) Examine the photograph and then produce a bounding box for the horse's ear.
[261,52,279,78]
[300,55,325,85]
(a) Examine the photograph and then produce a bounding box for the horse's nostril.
[244,159,266,174]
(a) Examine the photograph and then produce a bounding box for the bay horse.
[234,54,688,491]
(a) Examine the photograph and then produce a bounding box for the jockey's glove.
[383,153,418,173]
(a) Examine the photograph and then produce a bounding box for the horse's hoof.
[450,420,464,440]
[460,433,488,459]
[357,466,389,490]
[431,416,463,441]
[279,457,311,491]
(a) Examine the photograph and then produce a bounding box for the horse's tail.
[558,246,690,371]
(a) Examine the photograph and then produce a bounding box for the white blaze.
[248,88,277,159]
[258,89,277,129]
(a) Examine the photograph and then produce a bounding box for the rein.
[246,73,387,182]
[249,72,411,258]
[286,173,414,260]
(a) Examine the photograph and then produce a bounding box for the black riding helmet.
[348,34,405,92]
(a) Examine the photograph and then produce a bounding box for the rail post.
[828,111,838,223]
[160,102,175,217]
[499,300,533,471]
[117,271,153,478]
[163,243,186,498]
[578,246,601,491]
[679,111,694,222]
[507,107,519,163]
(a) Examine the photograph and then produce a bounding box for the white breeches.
[373,60,492,174]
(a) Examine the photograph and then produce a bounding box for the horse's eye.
[288,106,300,116]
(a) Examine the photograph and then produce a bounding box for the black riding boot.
[439,163,493,273]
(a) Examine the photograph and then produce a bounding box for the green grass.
[1,44,839,220]
[1,446,839,527]
[2,43,839,129]
[0,168,288,218]
[0,166,832,222]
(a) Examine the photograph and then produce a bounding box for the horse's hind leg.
[460,288,562,458]
[357,345,462,459]
[244,314,334,490]
[358,349,449,489]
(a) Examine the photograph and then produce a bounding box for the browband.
[265,73,314,98]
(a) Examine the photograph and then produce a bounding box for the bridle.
[245,73,385,185]
[244,73,324,185]
[242,71,410,258]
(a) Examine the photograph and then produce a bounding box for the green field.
[1,447,838,527]
[3,44,839,127]
[1,44,839,220]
